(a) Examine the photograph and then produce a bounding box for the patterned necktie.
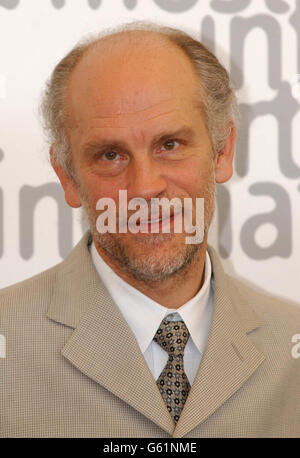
[153,318,191,423]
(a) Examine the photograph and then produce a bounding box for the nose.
[128,156,168,201]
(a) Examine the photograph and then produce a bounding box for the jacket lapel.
[173,245,266,438]
[46,230,175,436]
[47,230,265,438]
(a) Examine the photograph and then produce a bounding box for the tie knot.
[153,319,190,356]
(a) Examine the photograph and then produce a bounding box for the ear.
[50,145,82,208]
[214,122,236,184]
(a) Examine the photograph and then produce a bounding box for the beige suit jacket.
[0,230,299,437]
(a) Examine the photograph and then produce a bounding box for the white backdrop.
[0,0,299,306]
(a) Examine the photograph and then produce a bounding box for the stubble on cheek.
[80,197,200,282]
[76,165,216,283]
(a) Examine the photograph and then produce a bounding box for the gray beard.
[78,175,215,284]
[92,228,201,283]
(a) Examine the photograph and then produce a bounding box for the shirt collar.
[90,241,213,354]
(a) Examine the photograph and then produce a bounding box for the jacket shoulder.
[0,262,61,315]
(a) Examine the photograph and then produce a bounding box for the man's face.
[62,36,217,282]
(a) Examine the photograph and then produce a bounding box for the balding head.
[40,21,239,179]
[66,30,202,145]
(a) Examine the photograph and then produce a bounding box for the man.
[0,22,299,438]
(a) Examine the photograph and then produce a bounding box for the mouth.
[138,213,173,224]
[131,210,182,233]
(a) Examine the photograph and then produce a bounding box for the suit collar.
[47,230,265,437]
[173,244,265,437]
[47,230,175,434]
[89,238,213,355]
[46,230,95,328]
[206,244,263,334]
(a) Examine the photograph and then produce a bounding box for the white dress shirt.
[89,241,215,386]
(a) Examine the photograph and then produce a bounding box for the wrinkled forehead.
[66,31,201,126]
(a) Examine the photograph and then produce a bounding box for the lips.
[131,210,183,233]
[118,207,183,233]
[138,213,174,225]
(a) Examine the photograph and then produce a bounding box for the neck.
[92,236,208,309]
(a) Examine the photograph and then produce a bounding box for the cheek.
[81,174,123,207]
[171,159,213,194]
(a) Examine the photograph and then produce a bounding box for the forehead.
[66,32,201,127]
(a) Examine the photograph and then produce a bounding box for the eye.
[161,140,179,151]
[102,151,120,161]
